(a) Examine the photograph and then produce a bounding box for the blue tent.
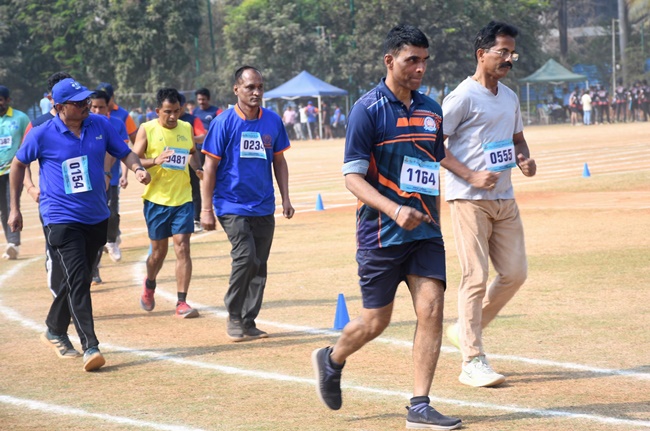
[263,71,348,138]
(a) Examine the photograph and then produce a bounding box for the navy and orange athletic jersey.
[343,79,444,249]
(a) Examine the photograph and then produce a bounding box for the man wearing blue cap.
[8,78,151,372]
[0,85,30,260]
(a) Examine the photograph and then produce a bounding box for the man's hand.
[134,168,151,185]
[394,205,430,231]
[196,169,204,181]
[120,176,129,189]
[155,148,175,165]
[517,153,537,177]
[201,209,217,231]
[282,200,294,219]
[8,209,23,232]
[26,186,40,203]
[468,170,500,190]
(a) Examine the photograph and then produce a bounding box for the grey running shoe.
[406,404,462,430]
[83,347,105,372]
[41,330,81,359]
[227,318,245,342]
[244,324,269,340]
[311,346,343,410]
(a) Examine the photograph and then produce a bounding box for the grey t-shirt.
[442,77,524,201]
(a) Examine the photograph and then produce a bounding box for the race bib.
[161,147,189,170]
[240,132,266,159]
[0,136,12,149]
[399,156,440,196]
[483,140,516,172]
[62,156,92,194]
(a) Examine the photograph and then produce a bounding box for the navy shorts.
[143,200,194,240]
[356,238,446,309]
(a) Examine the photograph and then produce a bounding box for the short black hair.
[474,21,519,61]
[90,90,110,105]
[47,72,73,93]
[383,24,429,55]
[195,87,210,99]
[234,66,262,84]
[156,88,181,108]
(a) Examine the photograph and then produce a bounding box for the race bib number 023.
[399,156,440,196]
[483,140,516,172]
[240,131,266,159]
[62,155,92,194]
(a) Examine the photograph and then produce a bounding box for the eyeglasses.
[485,49,519,62]
[64,98,91,108]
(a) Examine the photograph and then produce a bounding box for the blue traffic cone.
[332,293,350,330]
[582,163,591,177]
[315,193,325,211]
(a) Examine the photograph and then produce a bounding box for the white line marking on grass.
[1,300,650,430]
[0,395,209,431]
[133,258,650,382]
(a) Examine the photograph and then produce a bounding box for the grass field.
[0,122,649,431]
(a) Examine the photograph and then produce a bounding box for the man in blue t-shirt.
[311,25,461,431]
[8,78,150,372]
[201,66,294,342]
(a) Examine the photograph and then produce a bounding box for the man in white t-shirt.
[441,21,537,388]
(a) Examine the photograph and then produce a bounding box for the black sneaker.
[311,346,343,410]
[406,404,462,430]
[41,330,81,359]
[83,347,105,372]
[227,318,245,342]
[243,324,269,340]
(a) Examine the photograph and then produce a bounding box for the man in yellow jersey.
[133,88,203,318]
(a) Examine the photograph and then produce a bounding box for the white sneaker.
[459,355,505,387]
[193,220,203,233]
[105,242,122,262]
[2,243,19,260]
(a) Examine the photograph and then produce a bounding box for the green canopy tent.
[519,59,588,123]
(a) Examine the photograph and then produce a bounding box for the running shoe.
[175,301,199,318]
[2,243,19,260]
[406,404,462,430]
[83,347,105,372]
[226,318,245,342]
[459,355,505,387]
[140,280,155,312]
[312,346,343,410]
[41,330,81,359]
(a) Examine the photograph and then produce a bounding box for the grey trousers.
[218,214,275,326]
[0,174,20,245]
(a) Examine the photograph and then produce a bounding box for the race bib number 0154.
[483,140,516,172]
[399,156,440,196]
[62,155,92,194]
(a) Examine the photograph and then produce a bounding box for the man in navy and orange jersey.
[96,82,138,143]
[200,66,294,343]
[311,24,461,430]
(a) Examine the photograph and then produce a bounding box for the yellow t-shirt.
[141,119,193,206]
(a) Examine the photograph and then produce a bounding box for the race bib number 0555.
[483,140,516,172]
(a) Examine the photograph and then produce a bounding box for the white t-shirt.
[442,77,523,201]
[581,93,592,111]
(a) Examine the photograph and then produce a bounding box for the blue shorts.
[143,200,194,240]
[356,238,446,309]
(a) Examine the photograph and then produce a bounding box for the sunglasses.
[64,98,91,108]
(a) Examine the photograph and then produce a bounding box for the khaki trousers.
[449,199,528,362]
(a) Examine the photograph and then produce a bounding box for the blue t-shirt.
[194,105,219,130]
[202,105,290,216]
[108,116,129,186]
[343,79,445,249]
[17,113,131,225]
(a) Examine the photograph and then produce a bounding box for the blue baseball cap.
[96,82,114,100]
[52,79,94,104]
[0,86,9,98]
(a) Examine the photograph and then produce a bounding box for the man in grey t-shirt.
[441,21,537,388]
